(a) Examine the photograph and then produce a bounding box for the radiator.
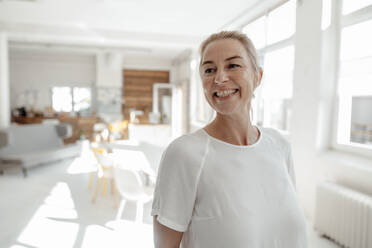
[314,182,372,248]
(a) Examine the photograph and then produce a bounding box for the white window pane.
[262,46,294,98]
[242,16,267,49]
[260,45,294,131]
[263,45,294,71]
[262,99,292,131]
[338,18,372,148]
[340,19,372,60]
[350,96,372,146]
[52,87,72,112]
[340,56,372,76]
[73,87,91,112]
[342,0,372,15]
[267,0,296,44]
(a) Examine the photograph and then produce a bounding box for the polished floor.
[0,156,340,248]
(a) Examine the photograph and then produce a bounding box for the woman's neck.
[204,112,259,146]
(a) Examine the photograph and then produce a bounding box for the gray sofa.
[0,123,82,177]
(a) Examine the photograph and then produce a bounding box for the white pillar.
[291,0,323,220]
[95,52,123,121]
[0,32,10,128]
[96,52,123,87]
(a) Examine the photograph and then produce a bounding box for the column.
[290,0,323,220]
[0,32,10,128]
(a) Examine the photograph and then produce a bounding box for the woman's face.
[200,38,261,116]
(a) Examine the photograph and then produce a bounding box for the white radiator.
[314,182,372,248]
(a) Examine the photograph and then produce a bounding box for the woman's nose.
[214,69,228,85]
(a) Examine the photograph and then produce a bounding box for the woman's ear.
[254,67,263,89]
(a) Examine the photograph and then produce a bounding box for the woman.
[151,31,308,248]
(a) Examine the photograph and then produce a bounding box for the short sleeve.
[151,137,203,232]
[286,144,296,190]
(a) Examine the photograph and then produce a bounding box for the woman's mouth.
[213,89,239,99]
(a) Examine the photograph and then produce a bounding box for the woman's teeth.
[215,89,238,97]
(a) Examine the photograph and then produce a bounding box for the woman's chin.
[214,106,241,116]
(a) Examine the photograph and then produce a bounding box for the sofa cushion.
[0,143,82,168]
[0,123,63,156]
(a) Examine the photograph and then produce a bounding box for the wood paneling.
[123,69,169,124]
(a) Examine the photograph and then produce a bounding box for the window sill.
[331,143,372,160]
[320,149,372,172]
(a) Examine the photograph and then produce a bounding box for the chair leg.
[88,172,95,190]
[102,178,108,196]
[110,178,115,195]
[116,199,126,220]
[92,177,102,203]
[135,201,144,223]
[112,179,119,208]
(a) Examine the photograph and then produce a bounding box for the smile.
[214,89,239,98]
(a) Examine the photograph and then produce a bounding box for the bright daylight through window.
[52,87,91,113]
[342,0,372,15]
[337,17,372,149]
[243,0,296,132]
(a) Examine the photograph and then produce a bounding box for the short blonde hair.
[199,30,260,74]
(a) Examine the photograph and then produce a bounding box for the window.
[73,87,91,112]
[52,87,91,113]
[242,16,267,49]
[337,18,372,148]
[260,46,294,130]
[266,0,296,45]
[342,0,372,15]
[190,58,214,125]
[243,0,296,132]
[52,87,72,112]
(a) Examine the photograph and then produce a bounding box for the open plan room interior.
[0,0,372,247]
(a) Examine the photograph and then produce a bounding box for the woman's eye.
[229,64,240,69]
[204,68,215,74]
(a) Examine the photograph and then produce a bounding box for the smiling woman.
[151,31,308,248]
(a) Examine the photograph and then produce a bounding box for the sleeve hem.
[151,211,188,232]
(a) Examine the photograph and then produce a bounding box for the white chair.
[114,164,154,223]
[91,148,118,207]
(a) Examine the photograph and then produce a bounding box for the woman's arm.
[153,216,183,248]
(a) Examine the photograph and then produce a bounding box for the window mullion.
[341,4,372,27]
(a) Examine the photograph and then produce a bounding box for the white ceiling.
[0,0,282,59]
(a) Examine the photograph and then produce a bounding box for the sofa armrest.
[55,124,72,139]
[0,131,9,148]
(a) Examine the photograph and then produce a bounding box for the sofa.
[0,123,82,177]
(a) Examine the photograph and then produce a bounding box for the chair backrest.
[96,153,113,168]
[91,147,113,169]
[114,165,144,201]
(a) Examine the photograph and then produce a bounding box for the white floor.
[0,157,340,248]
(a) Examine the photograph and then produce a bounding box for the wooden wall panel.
[123,69,169,124]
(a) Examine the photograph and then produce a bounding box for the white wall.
[123,54,172,71]
[96,52,122,87]
[9,49,95,111]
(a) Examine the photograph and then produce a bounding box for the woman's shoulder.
[260,126,291,150]
[159,129,209,171]
[164,129,209,157]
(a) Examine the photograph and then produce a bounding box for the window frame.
[331,0,372,158]
[240,0,296,134]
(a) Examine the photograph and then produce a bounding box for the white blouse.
[152,126,308,248]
